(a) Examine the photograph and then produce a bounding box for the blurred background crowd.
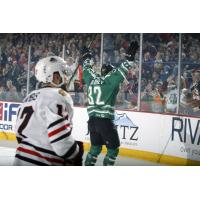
[0,33,199,116]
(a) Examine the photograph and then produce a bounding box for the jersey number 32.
[88,86,105,105]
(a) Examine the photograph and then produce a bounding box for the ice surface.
[0,140,164,166]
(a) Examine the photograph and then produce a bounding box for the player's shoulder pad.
[58,89,73,105]
[58,88,68,97]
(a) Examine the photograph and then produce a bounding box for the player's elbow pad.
[50,134,79,159]
[61,141,80,160]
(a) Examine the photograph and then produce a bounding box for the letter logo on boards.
[114,113,139,143]
[0,103,3,120]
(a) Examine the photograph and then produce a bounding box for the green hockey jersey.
[83,59,132,120]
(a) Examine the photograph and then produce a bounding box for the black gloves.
[64,141,84,166]
[80,46,93,63]
[125,41,139,61]
[80,41,139,64]
[101,64,114,76]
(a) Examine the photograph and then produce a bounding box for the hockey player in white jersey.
[13,56,83,166]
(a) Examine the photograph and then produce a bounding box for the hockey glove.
[79,46,94,68]
[125,41,139,61]
[64,141,84,166]
[80,46,93,62]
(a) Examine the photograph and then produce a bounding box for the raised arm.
[105,41,139,83]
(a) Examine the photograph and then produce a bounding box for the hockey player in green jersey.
[82,41,139,166]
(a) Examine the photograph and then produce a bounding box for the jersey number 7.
[17,104,63,137]
[17,106,34,137]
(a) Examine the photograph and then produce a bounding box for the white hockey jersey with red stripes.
[13,87,79,166]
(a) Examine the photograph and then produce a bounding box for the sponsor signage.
[115,112,139,146]
[72,107,200,161]
[0,102,20,132]
[168,116,200,161]
[0,101,200,162]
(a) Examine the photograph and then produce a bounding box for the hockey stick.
[66,34,98,91]
[156,115,183,163]
[156,131,172,163]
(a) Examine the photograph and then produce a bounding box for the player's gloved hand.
[80,46,93,62]
[125,41,139,61]
[79,46,94,68]
[64,141,84,166]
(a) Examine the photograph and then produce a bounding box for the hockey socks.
[103,148,119,166]
[85,145,102,166]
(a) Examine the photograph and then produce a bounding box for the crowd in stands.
[112,33,200,116]
[0,33,100,102]
[0,33,199,116]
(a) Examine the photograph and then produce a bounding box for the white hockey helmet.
[35,56,67,87]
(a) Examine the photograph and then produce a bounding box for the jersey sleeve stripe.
[88,109,114,116]
[48,116,68,129]
[48,124,70,137]
[87,107,114,112]
[17,132,27,140]
[21,141,58,156]
[121,63,129,72]
[50,131,72,144]
[15,154,49,166]
[88,105,114,109]
[17,147,64,164]
[62,142,78,159]
[88,70,96,78]
[121,60,131,68]
[118,68,127,79]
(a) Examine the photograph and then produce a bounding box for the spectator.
[18,87,27,101]
[165,80,177,113]
[151,81,166,113]
[0,84,6,100]
[0,33,200,117]
[190,70,200,112]
[1,66,10,87]
[5,80,21,102]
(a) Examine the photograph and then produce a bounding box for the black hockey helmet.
[101,64,115,76]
